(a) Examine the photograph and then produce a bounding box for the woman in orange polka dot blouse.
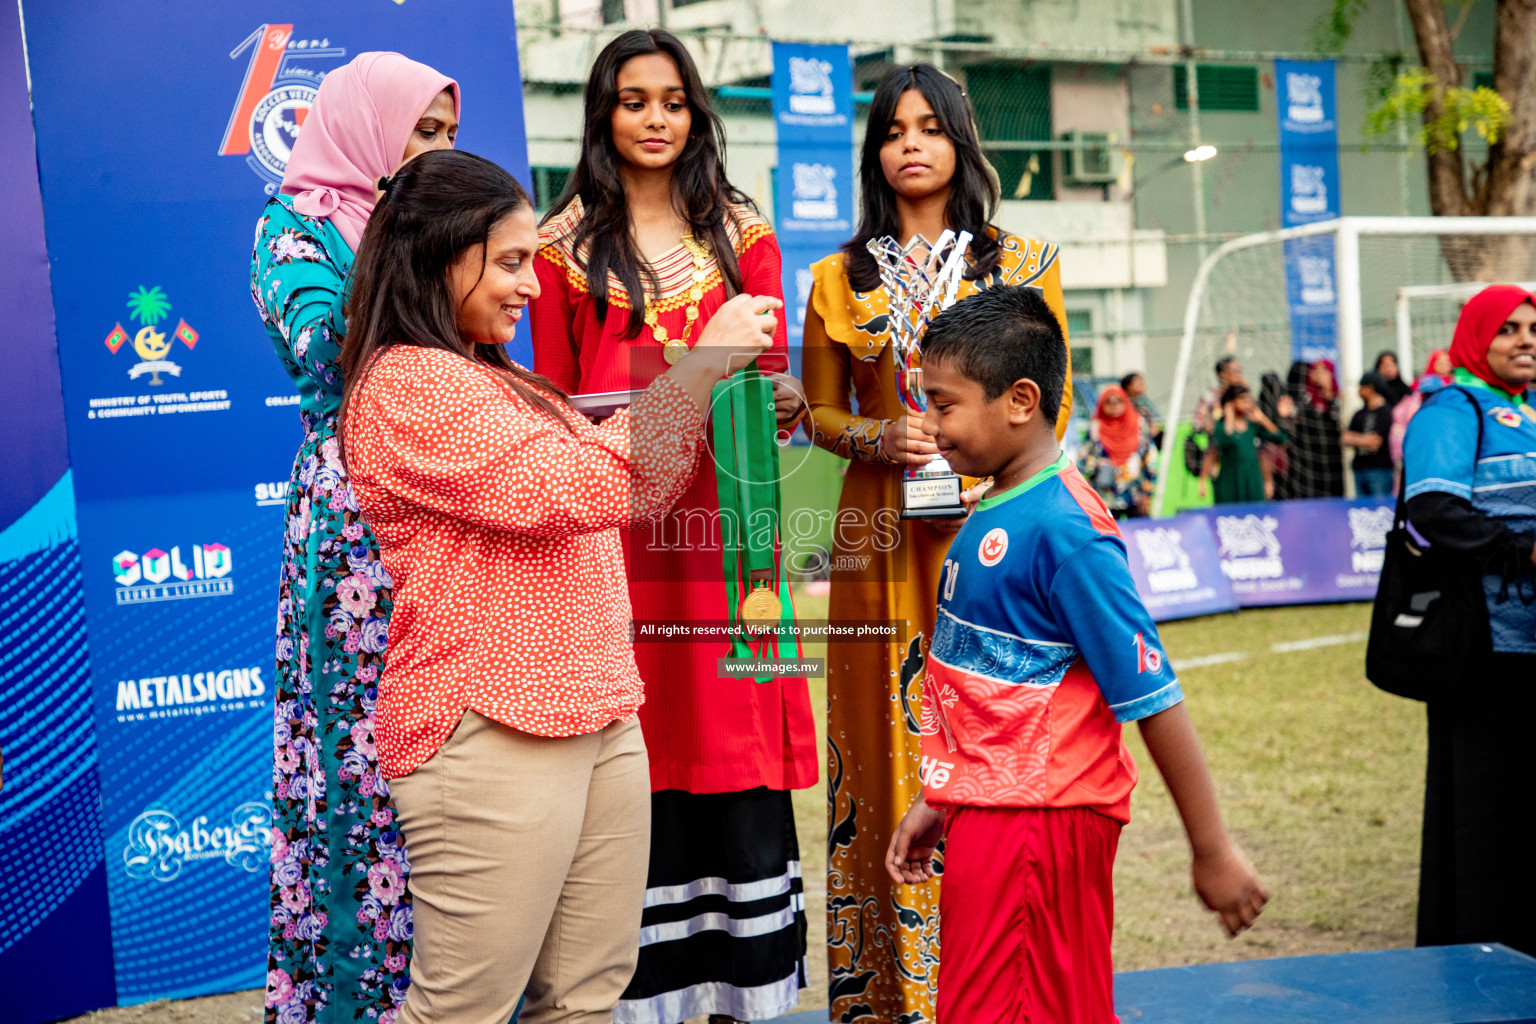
[338,150,781,1024]
[531,29,817,1024]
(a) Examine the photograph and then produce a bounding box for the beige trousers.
[390,711,651,1024]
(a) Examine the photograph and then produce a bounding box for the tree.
[1333,0,1535,279]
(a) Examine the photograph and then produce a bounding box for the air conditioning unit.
[1061,131,1121,186]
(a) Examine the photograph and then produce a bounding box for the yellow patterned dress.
[802,231,1071,1023]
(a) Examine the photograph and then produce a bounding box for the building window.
[1173,65,1260,112]
[600,0,625,24]
[966,63,1053,201]
[1473,70,1494,90]
[1065,310,1093,374]
[532,167,572,214]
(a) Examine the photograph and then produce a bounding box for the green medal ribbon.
[711,366,796,674]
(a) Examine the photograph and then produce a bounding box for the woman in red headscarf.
[1077,384,1157,517]
[1398,284,1536,958]
[250,52,460,1023]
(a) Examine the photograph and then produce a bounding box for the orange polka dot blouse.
[345,346,706,778]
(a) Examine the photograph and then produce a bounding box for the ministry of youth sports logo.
[219,25,347,191]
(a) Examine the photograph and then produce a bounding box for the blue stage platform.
[764,944,1536,1023]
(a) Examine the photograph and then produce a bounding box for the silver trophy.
[866,230,972,519]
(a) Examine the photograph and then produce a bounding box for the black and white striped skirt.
[615,787,807,1023]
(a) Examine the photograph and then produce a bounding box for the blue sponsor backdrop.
[1122,498,1389,622]
[1120,514,1239,621]
[772,42,855,368]
[0,2,118,1018]
[1195,497,1391,607]
[22,0,529,1006]
[1276,59,1341,365]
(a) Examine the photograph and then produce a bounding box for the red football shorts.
[936,804,1121,1024]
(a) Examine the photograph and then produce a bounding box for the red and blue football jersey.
[919,453,1184,823]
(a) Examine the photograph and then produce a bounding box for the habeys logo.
[978,527,1009,567]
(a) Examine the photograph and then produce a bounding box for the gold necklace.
[645,234,711,365]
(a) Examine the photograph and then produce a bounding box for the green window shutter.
[1174,65,1260,112]
[1064,310,1092,336]
[966,63,1053,201]
[1473,70,1494,91]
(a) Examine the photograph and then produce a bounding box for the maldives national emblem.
[106,286,200,386]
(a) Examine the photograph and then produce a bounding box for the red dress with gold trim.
[531,196,818,796]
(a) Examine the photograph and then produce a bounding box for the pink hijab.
[279,52,459,252]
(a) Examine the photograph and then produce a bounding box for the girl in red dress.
[530,28,818,1024]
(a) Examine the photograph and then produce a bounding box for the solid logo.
[123,802,272,883]
[112,543,234,604]
[978,527,1009,567]
[105,286,200,386]
[220,25,347,192]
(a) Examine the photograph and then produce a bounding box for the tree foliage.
[1363,67,1511,154]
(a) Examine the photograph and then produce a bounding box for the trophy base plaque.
[901,459,967,520]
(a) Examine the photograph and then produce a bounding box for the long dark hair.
[545,28,750,337]
[339,149,572,456]
[842,64,1002,293]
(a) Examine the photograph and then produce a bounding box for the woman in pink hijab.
[249,52,458,1024]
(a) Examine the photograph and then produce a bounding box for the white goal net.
[1155,217,1536,514]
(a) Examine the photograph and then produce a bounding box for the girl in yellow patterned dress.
[802,64,1072,1023]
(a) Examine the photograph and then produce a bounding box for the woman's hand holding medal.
[665,293,782,411]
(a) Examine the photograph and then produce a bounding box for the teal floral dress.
[251,196,411,1024]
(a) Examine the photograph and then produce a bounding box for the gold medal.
[739,584,783,630]
[643,235,711,365]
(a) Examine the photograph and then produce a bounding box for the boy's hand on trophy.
[926,481,989,535]
[881,416,938,465]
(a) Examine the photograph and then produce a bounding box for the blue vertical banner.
[772,42,855,369]
[0,3,118,1021]
[1277,59,1341,364]
[23,1,530,1006]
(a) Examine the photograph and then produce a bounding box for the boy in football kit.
[886,286,1267,1023]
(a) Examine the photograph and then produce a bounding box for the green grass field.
[787,597,1425,1013]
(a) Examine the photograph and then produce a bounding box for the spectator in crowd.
[1198,384,1288,504]
[1390,348,1454,468]
[1079,384,1157,517]
[1192,355,1245,435]
[1374,350,1412,407]
[1289,359,1345,498]
[1343,372,1395,495]
[1120,371,1162,447]
[1259,370,1298,499]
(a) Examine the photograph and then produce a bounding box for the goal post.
[1154,216,1536,517]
